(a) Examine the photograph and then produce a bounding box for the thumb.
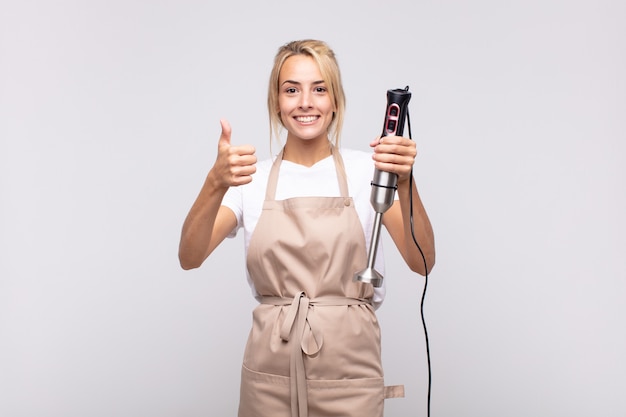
[218,118,232,148]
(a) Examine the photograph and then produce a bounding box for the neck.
[283,137,333,167]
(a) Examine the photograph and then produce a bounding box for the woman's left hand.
[369,135,417,183]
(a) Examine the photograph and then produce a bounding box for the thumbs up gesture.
[209,119,257,189]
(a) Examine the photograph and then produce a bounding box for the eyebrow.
[280,80,326,86]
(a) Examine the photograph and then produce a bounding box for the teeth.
[296,116,318,123]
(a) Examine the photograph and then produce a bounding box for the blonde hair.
[267,39,346,148]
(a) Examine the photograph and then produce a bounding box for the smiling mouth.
[294,115,319,123]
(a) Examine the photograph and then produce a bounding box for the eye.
[315,86,328,93]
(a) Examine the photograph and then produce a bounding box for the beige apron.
[238,147,403,417]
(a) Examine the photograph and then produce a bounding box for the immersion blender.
[354,86,412,287]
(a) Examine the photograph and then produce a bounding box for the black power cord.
[406,111,432,417]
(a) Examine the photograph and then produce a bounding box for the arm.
[371,135,435,276]
[178,119,257,270]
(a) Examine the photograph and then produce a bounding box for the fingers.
[218,119,232,149]
[227,150,257,185]
[218,119,256,156]
[217,119,255,156]
[369,136,382,148]
[213,119,257,187]
[371,135,416,180]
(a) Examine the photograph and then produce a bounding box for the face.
[277,55,335,143]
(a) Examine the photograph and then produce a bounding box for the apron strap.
[260,293,372,417]
[330,147,350,198]
[384,384,405,399]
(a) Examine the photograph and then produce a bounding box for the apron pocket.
[307,376,400,417]
[239,365,291,417]
[239,365,403,417]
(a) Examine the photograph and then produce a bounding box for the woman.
[179,39,435,417]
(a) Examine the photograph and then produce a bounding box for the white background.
[1,0,625,416]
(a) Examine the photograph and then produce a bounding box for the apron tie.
[261,293,372,417]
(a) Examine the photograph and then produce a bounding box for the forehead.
[279,55,323,83]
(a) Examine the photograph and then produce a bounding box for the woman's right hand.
[178,119,255,269]
[208,119,257,189]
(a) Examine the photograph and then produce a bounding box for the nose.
[298,90,313,109]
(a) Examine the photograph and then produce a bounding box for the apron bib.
[238,148,403,417]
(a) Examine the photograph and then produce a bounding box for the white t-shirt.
[221,148,393,307]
